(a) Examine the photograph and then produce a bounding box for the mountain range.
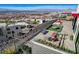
[0,8,76,12]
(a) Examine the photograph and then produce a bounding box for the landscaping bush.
[36,39,75,54]
[48,25,63,32]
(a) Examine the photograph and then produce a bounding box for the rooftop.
[0,22,28,27]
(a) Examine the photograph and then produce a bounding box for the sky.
[0,4,78,10]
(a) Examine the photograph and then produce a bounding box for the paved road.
[0,19,57,50]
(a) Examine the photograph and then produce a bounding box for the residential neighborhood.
[0,4,79,54]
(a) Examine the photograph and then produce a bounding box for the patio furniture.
[48,37,52,41]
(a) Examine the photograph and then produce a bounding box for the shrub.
[36,39,75,54]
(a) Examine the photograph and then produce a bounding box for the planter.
[36,39,75,54]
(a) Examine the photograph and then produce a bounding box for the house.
[0,22,29,41]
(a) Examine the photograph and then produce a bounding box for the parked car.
[42,29,48,34]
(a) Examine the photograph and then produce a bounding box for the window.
[43,20,46,23]
[7,31,11,34]
[12,34,14,37]
[16,27,18,29]
[6,35,8,38]
[21,25,26,29]
[0,28,3,36]
[8,36,13,40]
[18,32,25,36]
[7,28,10,31]
[12,31,15,34]
[27,25,33,28]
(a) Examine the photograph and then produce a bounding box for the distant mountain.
[32,9,76,12]
[0,8,39,13]
[0,8,19,12]
[0,8,76,13]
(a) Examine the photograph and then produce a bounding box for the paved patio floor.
[60,20,75,51]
